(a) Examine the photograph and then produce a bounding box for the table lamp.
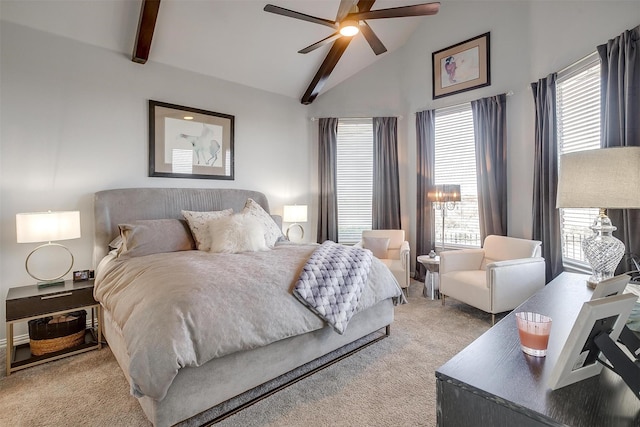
[427,184,461,252]
[283,205,307,241]
[16,210,81,287]
[557,147,640,288]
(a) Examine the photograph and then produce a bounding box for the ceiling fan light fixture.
[339,20,359,37]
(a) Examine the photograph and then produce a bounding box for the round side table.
[417,255,440,300]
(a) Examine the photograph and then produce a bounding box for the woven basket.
[29,330,85,356]
[28,310,86,356]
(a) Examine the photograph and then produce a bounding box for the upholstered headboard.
[93,187,276,265]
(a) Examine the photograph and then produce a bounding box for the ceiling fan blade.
[298,32,342,54]
[359,22,387,55]
[351,2,440,20]
[264,4,338,29]
[335,0,358,22]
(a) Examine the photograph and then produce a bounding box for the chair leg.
[491,314,495,325]
[441,294,445,306]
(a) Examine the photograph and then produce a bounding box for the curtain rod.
[414,90,514,115]
[309,115,403,121]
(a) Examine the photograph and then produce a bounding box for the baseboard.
[0,333,29,350]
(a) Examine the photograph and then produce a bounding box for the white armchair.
[439,235,546,324]
[356,230,410,291]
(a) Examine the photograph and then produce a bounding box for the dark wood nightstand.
[5,279,102,376]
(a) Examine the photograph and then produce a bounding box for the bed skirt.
[102,298,394,427]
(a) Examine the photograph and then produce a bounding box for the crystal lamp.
[557,147,640,288]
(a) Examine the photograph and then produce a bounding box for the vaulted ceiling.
[2,0,439,104]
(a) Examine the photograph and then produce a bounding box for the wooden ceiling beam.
[300,0,375,104]
[301,38,351,105]
[132,0,161,64]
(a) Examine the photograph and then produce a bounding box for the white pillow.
[363,236,390,259]
[242,198,283,248]
[182,208,233,251]
[209,214,269,253]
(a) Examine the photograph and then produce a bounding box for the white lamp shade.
[16,211,81,243]
[283,205,308,223]
[557,147,640,209]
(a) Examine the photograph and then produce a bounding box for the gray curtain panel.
[471,94,507,239]
[317,117,339,243]
[415,110,436,281]
[372,117,401,230]
[597,25,640,274]
[531,74,563,283]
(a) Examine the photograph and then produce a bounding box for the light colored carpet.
[0,281,493,426]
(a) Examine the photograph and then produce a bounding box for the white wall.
[0,22,311,341]
[309,1,639,267]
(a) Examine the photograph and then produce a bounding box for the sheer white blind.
[557,53,601,264]
[336,118,373,244]
[434,104,481,247]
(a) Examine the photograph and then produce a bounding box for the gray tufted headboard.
[93,187,276,265]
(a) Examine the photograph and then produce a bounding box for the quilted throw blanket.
[294,241,373,334]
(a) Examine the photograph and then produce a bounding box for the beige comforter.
[94,242,402,401]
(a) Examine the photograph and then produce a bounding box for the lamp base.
[286,223,305,242]
[26,242,75,287]
[582,211,625,289]
[37,279,65,288]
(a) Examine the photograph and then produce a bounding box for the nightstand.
[417,255,440,300]
[5,279,102,376]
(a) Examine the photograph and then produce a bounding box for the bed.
[93,187,402,427]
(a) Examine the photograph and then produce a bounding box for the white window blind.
[434,104,481,248]
[336,118,373,244]
[557,53,601,265]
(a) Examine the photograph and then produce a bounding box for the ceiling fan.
[264,0,440,104]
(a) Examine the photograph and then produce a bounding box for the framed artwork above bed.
[148,100,234,180]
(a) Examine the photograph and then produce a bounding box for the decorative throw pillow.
[362,236,390,259]
[182,208,233,251]
[242,198,283,248]
[209,214,269,253]
[117,219,195,258]
[108,235,123,252]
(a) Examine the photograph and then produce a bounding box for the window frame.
[556,52,601,272]
[433,103,482,250]
[335,118,374,245]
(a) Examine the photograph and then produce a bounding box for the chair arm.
[400,241,410,270]
[353,240,364,248]
[440,249,485,274]
[486,257,546,269]
[488,258,546,313]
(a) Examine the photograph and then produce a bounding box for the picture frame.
[149,100,234,180]
[432,32,490,99]
[73,270,90,282]
[547,293,637,390]
[591,274,630,300]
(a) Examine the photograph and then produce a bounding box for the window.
[434,104,481,248]
[336,118,373,244]
[556,53,601,266]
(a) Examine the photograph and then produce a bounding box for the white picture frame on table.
[548,293,637,390]
[591,274,630,300]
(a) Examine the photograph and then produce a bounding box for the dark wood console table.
[436,272,640,426]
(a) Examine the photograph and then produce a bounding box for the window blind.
[557,53,600,264]
[336,118,373,244]
[434,104,481,248]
